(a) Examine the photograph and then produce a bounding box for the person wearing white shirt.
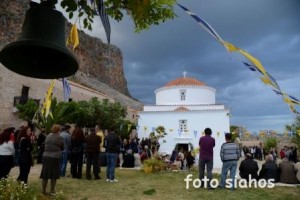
[0,128,15,179]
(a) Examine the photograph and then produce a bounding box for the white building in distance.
[137,75,230,168]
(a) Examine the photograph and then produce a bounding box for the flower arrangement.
[143,158,166,174]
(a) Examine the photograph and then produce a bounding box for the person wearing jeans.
[219,133,240,189]
[220,160,237,188]
[106,152,118,181]
[105,129,120,182]
[198,128,215,189]
[60,125,71,177]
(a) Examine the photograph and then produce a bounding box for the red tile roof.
[164,77,205,87]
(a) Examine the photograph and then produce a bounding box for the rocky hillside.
[0,0,131,97]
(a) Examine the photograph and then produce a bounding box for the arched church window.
[179,120,188,133]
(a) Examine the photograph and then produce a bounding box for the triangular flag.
[66,24,79,50]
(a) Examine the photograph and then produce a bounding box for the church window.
[180,89,186,101]
[179,120,188,132]
[20,85,29,104]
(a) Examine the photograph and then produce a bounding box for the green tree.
[263,137,278,153]
[60,0,176,32]
[230,125,239,142]
[76,98,100,127]
[286,116,300,149]
[19,96,128,133]
[118,120,136,139]
[149,125,167,151]
[16,99,39,123]
[96,98,127,130]
[32,98,82,133]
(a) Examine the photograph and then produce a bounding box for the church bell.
[0,3,79,79]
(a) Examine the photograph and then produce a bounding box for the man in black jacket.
[239,153,259,181]
[259,155,279,183]
[85,128,101,180]
[105,128,120,182]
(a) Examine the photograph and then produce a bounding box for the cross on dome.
[182,71,187,78]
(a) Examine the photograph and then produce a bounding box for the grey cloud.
[59,0,300,133]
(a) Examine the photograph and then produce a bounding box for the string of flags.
[177,3,300,114]
[139,126,232,139]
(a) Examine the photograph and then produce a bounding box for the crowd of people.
[0,124,123,195]
[242,145,264,160]
[1,124,300,195]
[239,149,300,184]
[198,127,300,190]
[0,123,175,195]
[279,146,298,162]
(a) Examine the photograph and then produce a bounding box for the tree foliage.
[263,137,278,152]
[18,96,128,133]
[95,98,127,130]
[286,116,300,149]
[16,99,39,123]
[230,125,239,142]
[60,0,177,32]
[149,125,167,151]
[118,120,136,139]
[32,98,77,133]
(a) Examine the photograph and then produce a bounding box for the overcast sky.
[59,0,300,134]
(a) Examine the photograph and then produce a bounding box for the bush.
[143,158,166,173]
[291,133,300,150]
[264,137,278,152]
[0,178,67,200]
[0,178,35,199]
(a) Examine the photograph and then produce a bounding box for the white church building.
[137,75,230,168]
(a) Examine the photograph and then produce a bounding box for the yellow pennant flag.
[41,80,55,118]
[66,24,79,50]
[127,124,132,133]
[222,41,240,52]
[222,41,268,78]
[222,40,270,81]
[238,50,267,77]
[283,93,293,105]
[260,76,278,88]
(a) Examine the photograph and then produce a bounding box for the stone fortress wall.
[0,0,143,130]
